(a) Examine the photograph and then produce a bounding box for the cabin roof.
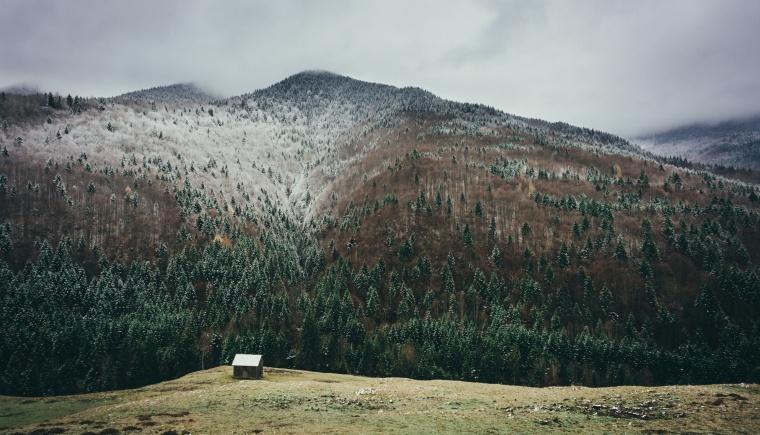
[232,354,262,367]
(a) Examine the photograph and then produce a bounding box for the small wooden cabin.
[232,354,263,379]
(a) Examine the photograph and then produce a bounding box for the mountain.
[0,71,759,398]
[0,83,40,95]
[633,115,760,170]
[2,366,758,434]
[116,82,219,103]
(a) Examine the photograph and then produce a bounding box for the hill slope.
[116,83,219,103]
[1,367,758,434]
[633,115,760,170]
[0,72,759,398]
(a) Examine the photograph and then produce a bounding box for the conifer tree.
[641,218,660,261]
[463,224,473,247]
[544,265,554,287]
[599,286,614,319]
[613,236,628,262]
[663,216,675,242]
[558,241,570,269]
[474,200,483,217]
[521,221,532,238]
[491,245,501,266]
[637,169,649,187]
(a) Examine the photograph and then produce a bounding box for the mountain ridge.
[115,82,220,103]
[632,114,760,170]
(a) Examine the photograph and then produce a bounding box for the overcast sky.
[2,0,759,137]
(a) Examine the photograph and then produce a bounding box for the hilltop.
[0,71,759,399]
[1,367,758,434]
[115,82,220,104]
[0,83,40,96]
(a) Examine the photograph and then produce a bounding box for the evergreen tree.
[557,242,570,269]
[579,236,593,259]
[491,245,501,266]
[641,218,660,261]
[613,236,628,262]
[639,258,653,280]
[521,221,532,238]
[581,215,591,231]
[599,286,614,319]
[463,224,473,247]
[646,282,658,309]
[298,305,321,370]
[637,169,649,187]
[398,235,414,261]
[663,216,675,242]
[572,221,581,238]
[474,200,484,217]
[544,265,554,287]
[0,221,12,256]
[625,313,637,337]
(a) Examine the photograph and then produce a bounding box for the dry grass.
[1,367,758,434]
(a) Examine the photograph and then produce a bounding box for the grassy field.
[1,367,759,434]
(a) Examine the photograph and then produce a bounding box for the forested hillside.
[1,73,759,396]
[117,83,219,104]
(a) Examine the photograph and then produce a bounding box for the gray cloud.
[1,0,759,137]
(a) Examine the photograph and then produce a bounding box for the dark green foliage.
[641,218,660,262]
[613,236,628,262]
[1,225,759,396]
[0,220,12,255]
[599,286,614,319]
[663,216,675,241]
[398,233,415,261]
[474,200,484,217]
[557,241,570,269]
[521,221,531,238]
[646,282,658,309]
[544,265,554,287]
[572,221,581,238]
[637,169,649,187]
[463,224,473,247]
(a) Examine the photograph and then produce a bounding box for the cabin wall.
[233,364,263,379]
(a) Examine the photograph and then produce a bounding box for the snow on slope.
[632,115,760,170]
[3,71,654,225]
